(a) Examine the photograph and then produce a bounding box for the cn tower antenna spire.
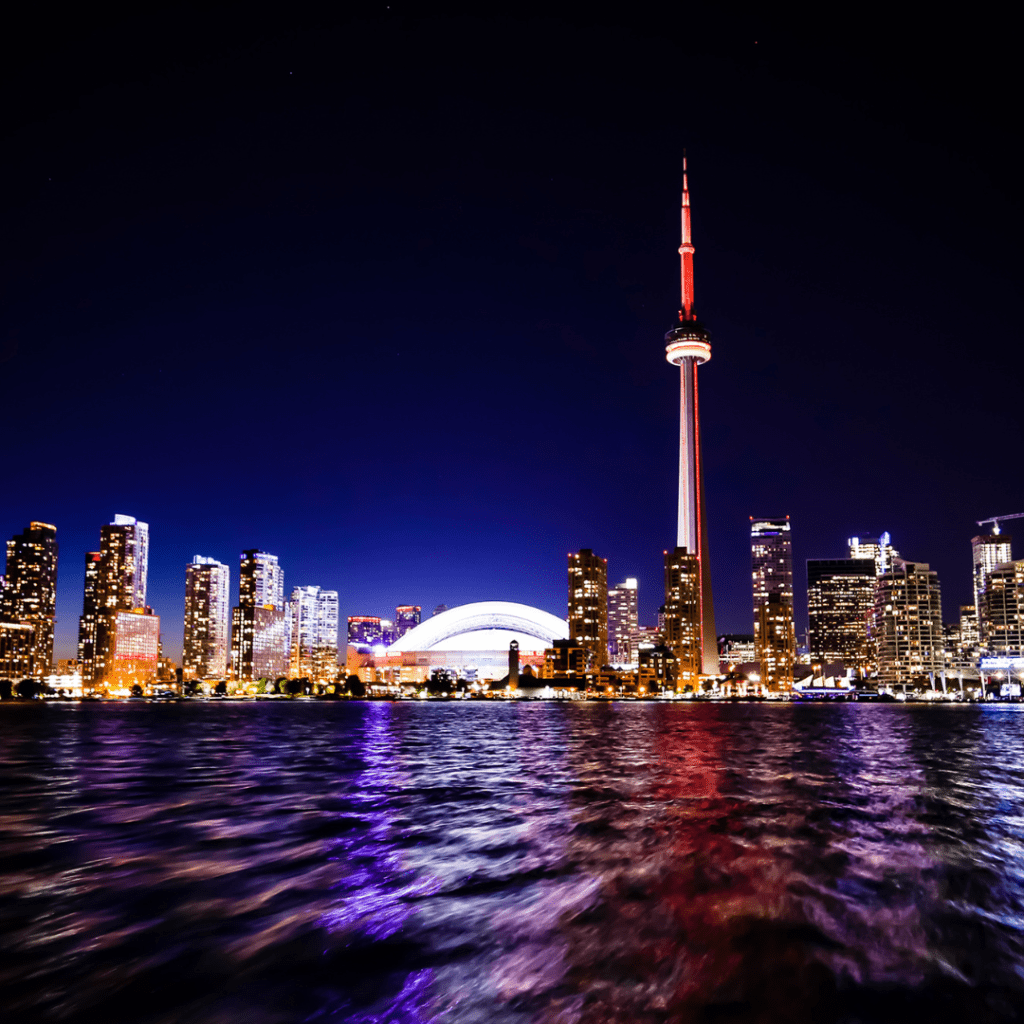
[679,151,696,322]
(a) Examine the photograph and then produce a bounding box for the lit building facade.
[231,550,287,683]
[664,158,717,673]
[607,578,638,664]
[972,534,1013,644]
[848,533,899,577]
[872,560,944,685]
[751,517,795,688]
[289,585,339,681]
[395,606,421,639]
[183,556,230,679]
[663,547,701,687]
[806,558,876,673]
[1,521,58,678]
[109,608,160,687]
[979,560,1024,657]
[568,549,608,670]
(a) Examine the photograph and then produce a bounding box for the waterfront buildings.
[289,585,339,681]
[663,547,701,686]
[806,558,876,673]
[78,515,156,687]
[183,556,230,679]
[751,517,795,688]
[978,561,1024,657]
[663,157,717,673]
[872,560,944,685]
[231,550,287,682]
[607,578,638,663]
[568,549,608,670]
[1,522,58,678]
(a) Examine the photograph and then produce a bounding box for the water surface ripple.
[2,702,1023,1023]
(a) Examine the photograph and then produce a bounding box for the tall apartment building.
[395,606,421,639]
[231,550,287,682]
[183,556,230,679]
[1,522,58,678]
[872,560,944,685]
[751,517,795,688]
[972,534,1013,645]
[289,586,339,681]
[806,558,876,673]
[663,547,701,687]
[568,549,608,671]
[78,515,157,687]
[979,561,1024,657]
[607,578,638,663]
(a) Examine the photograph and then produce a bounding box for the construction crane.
[977,513,1024,536]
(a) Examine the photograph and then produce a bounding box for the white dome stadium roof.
[387,601,568,654]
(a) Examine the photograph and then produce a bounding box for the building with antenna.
[664,156,716,673]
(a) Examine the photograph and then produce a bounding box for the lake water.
[2,701,1024,1023]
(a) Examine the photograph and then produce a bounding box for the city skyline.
[3,12,1021,664]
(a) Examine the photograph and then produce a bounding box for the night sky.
[4,6,1022,661]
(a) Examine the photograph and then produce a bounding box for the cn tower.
[664,157,717,673]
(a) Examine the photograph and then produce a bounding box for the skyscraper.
[872,560,944,685]
[607,578,638,663]
[663,548,701,687]
[568,549,608,671]
[806,558,876,673]
[183,556,230,679]
[231,550,287,682]
[664,157,716,673]
[289,585,339,681]
[79,515,153,686]
[972,534,1013,643]
[1,522,58,678]
[751,517,795,688]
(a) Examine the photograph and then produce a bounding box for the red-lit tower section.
[664,157,717,673]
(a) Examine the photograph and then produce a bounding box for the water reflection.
[1,703,1024,1022]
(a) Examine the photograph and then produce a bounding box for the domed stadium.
[381,601,568,676]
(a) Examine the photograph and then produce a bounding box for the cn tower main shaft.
[664,158,717,673]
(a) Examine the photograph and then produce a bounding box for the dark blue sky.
[4,6,1022,660]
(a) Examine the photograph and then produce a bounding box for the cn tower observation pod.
[387,601,568,654]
